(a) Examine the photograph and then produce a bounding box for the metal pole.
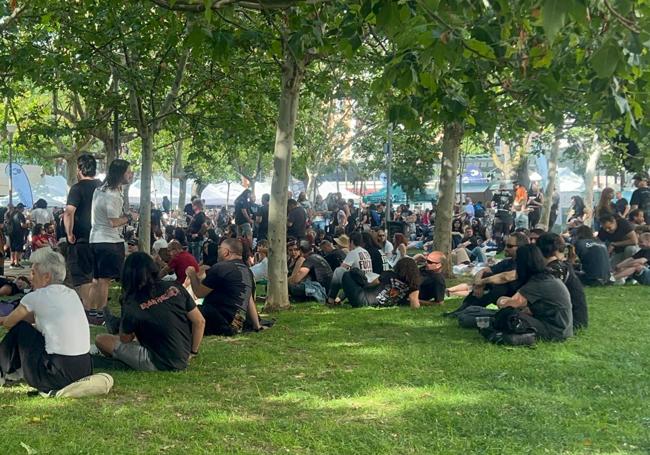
[336,165,340,193]
[170,163,174,210]
[113,109,120,159]
[385,123,393,233]
[8,138,13,207]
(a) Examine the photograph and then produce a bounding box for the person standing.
[287,199,307,240]
[234,189,254,240]
[256,194,270,241]
[64,154,102,319]
[188,199,207,262]
[630,172,650,224]
[527,182,544,229]
[162,196,171,214]
[491,184,514,248]
[615,191,629,218]
[30,199,54,226]
[9,203,29,269]
[89,159,134,324]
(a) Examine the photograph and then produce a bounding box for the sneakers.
[0,368,24,387]
[54,373,114,398]
[9,263,24,269]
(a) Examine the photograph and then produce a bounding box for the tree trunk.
[173,137,186,210]
[65,155,78,186]
[138,131,153,254]
[515,155,530,189]
[264,52,304,312]
[178,175,187,210]
[540,131,562,229]
[582,134,603,227]
[305,164,319,203]
[102,135,117,168]
[432,122,464,276]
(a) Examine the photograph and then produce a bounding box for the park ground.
[1,285,650,454]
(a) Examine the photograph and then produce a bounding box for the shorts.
[91,242,125,280]
[635,267,650,285]
[67,242,95,286]
[237,223,252,237]
[9,235,25,252]
[113,340,158,372]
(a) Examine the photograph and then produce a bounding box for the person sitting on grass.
[251,240,269,283]
[418,251,446,305]
[446,232,529,316]
[320,239,347,271]
[288,240,333,303]
[597,213,639,267]
[327,232,373,306]
[0,248,92,392]
[388,232,408,267]
[157,240,199,286]
[612,232,650,285]
[341,257,421,308]
[0,276,30,297]
[31,224,50,250]
[496,244,573,342]
[536,232,588,330]
[361,231,390,275]
[186,238,265,335]
[573,225,611,286]
[95,252,205,371]
[453,226,487,265]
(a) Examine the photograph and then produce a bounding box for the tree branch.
[0,2,28,31]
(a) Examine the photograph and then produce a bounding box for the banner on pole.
[5,163,34,208]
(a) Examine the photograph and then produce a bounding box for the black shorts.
[9,235,25,252]
[67,242,95,286]
[91,242,125,280]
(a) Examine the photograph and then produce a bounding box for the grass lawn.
[2,285,650,454]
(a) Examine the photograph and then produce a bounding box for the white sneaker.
[55,373,114,398]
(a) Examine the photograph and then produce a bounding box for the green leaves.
[541,0,570,41]
[464,39,495,60]
[590,41,621,79]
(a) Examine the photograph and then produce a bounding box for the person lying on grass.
[612,231,650,285]
[95,252,205,372]
[0,248,92,392]
[496,244,573,342]
[186,238,265,335]
[0,276,30,296]
[341,257,421,308]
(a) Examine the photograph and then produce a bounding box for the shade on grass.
[1,285,649,454]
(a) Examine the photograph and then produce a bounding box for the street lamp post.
[6,124,17,207]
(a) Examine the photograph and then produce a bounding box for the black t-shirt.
[597,216,634,253]
[373,271,414,307]
[546,260,588,329]
[302,254,333,289]
[0,277,20,295]
[120,282,196,371]
[189,211,207,236]
[490,258,515,275]
[366,246,387,275]
[633,247,650,262]
[10,212,26,239]
[615,198,628,216]
[257,205,269,239]
[287,207,307,239]
[630,187,650,220]
[575,239,611,282]
[518,273,573,341]
[66,178,101,240]
[461,235,481,250]
[324,249,346,271]
[202,259,253,323]
[184,203,194,223]
[419,270,445,302]
[235,199,251,225]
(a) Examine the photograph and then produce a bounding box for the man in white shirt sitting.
[0,248,92,393]
[327,232,373,305]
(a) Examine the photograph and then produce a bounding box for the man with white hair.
[0,248,92,393]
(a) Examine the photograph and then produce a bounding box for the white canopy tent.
[200,182,246,207]
[253,177,306,198]
[317,181,362,203]
[128,174,193,207]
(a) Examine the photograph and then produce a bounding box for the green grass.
[2,285,650,454]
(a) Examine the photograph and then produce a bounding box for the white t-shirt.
[31,208,54,225]
[20,284,90,356]
[251,257,268,282]
[90,186,124,243]
[343,246,373,274]
[381,240,394,259]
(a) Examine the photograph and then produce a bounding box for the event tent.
[363,184,437,204]
[128,174,193,207]
[317,181,362,203]
[200,181,246,207]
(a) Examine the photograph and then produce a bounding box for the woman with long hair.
[389,232,408,267]
[594,187,616,230]
[95,252,205,371]
[341,257,422,308]
[568,196,586,224]
[496,244,573,341]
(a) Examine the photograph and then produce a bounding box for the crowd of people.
[0,153,649,396]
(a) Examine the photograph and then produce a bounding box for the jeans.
[328,266,347,299]
[469,246,487,264]
[189,241,203,262]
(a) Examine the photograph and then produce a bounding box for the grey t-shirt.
[518,274,573,341]
[90,186,124,243]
